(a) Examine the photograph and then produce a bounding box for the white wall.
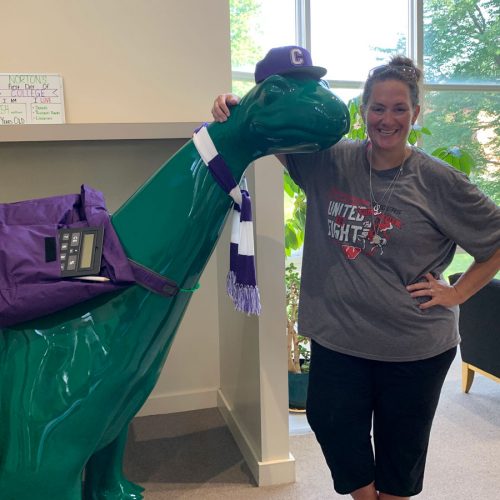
[217,159,294,485]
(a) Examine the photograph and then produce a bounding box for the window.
[310,0,408,83]
[230,0,295,96]
[423,90,499,202]
[230,0,499,276]
[421,0,499,204]
[309,0,409,109]
[423,0,498,86]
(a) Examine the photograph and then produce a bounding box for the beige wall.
[2,0,232,123]
[0,138,223,414]
[1,0,232,416]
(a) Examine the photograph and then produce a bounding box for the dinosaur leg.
[83,426,144,500]
[0,467,83,500]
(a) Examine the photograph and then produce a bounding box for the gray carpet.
[124,354,500,499]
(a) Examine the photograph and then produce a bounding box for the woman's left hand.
[406,273,461,309]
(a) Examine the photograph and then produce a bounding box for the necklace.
[368,148,407,245]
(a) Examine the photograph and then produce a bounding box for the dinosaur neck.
[111,122,260,291]
[204,121,261,173]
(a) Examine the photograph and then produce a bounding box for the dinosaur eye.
[263,79,292,105]
[264,86,282,105]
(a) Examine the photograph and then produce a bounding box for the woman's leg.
[350,482,410,500]
[372,347,456,497]
[351,482,378,500]
[378,493,410,500]
[350,482,411,500]
[306,341,376,495]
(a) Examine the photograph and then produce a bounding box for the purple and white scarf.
[193,124,261,315]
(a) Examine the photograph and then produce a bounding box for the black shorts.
[306,340,456,497]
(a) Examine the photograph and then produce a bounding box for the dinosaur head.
[232,74,350,157]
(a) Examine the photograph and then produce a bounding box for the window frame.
[232,0,500,108]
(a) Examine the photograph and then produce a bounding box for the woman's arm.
[407,247,500,309]
[452,248,500,303]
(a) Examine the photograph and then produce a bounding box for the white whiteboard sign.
[0,73,65,125]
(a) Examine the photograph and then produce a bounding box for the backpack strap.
[127,259,178,297]
[127,259,200,297]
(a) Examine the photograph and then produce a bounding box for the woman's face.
[362,79,420,154]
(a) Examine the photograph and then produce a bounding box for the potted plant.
[285,174,310,410]
[285,262,310,409]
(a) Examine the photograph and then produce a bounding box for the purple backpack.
[0,185,177,328]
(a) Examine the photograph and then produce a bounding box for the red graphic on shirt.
[377,220,394,232]
[341,245,362,260]
[327,188,403,258]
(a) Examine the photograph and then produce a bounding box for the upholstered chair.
[449,273,500,393]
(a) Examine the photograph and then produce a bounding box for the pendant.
[373,204,381,215]
[372,234,382,245]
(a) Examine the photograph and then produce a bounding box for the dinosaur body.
[0,75,349,500]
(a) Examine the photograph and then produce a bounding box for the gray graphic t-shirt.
[286,139,500,362]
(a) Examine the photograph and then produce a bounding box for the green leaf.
[431,146,475,175]
[284,224,299,255]
[284,172,300,197]
[408,129,418,145]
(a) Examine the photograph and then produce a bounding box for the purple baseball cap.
[254,45,327,83]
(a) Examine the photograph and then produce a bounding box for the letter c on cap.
[290,48,304,66]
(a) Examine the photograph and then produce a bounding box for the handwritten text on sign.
[0,74,66,125]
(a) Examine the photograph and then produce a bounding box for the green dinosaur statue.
[0,74,349,500]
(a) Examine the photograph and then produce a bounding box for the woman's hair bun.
[389,55,422,81]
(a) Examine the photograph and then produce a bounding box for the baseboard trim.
[217,389,296,487]
[137,388,218,416]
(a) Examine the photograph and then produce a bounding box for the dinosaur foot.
[84,479,145,500]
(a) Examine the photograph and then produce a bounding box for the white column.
[217,156,295,486]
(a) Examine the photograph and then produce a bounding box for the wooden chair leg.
[462,362,475,393]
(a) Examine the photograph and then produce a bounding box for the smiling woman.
[363,80,418,168]
[360,56,421,171]
[216,36,500,497]
[279,54,500,496]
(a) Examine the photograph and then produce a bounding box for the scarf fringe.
[226,271,261,315]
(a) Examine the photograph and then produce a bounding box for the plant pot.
[288,371,309,410]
